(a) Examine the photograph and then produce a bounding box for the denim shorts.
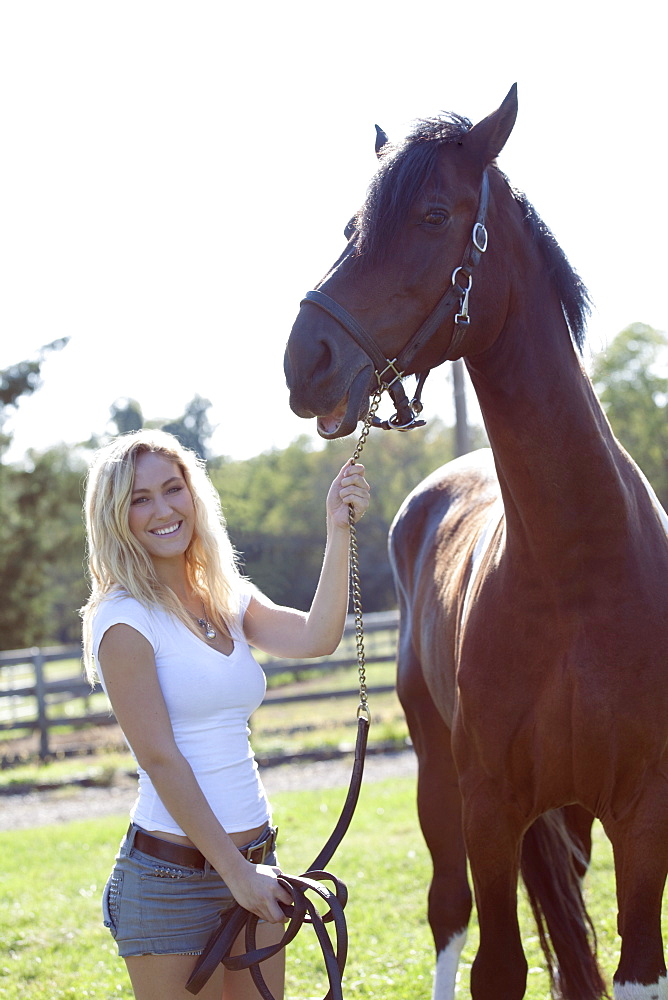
[102,823,277,957]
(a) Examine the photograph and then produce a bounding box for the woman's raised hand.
[326,462,371,529]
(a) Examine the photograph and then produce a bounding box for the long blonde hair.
[81,429,243,681]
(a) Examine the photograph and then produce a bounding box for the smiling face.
[127,451,196,567]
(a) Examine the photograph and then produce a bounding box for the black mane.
[353,113,590,351]
[510,184,591,351]
[354,113,472,263]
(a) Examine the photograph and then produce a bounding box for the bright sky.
[1,1,666,464]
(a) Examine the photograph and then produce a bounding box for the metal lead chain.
[348,390,382,720]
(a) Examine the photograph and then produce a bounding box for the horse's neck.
[466,305,639,566]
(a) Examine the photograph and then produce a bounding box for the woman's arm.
[243,462,370,658]
[98,623,291,922]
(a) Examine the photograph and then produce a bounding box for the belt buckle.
[246,828,275,864]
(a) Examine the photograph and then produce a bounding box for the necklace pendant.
[197,618,217,640]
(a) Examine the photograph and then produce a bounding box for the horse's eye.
[423,211,448,226]
[344,218,356,241]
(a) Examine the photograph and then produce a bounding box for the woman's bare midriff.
[144,822,268,849]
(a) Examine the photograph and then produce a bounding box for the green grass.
[0,775,658,999]
[254,661,409,757]
[0,753,134,793]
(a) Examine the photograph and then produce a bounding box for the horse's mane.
[354,114,591,352]
[510,183,591,351]
[354,113,472,264]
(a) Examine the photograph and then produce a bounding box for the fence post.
[33,648,50,760]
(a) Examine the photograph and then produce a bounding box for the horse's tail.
[520,809,609,1000]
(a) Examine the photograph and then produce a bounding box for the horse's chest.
[454,601,668,807]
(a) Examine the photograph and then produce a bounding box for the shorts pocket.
[102,870,124,939]
[137,861,208,942]
[136,855,202,884]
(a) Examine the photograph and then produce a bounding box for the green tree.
[212,418,487,612]
[0,446,87,648]
[0,339,69,461]
[110,397,144,435]
[100,396,213,457]
[211,438,324,608]
[161,395,214,460]
[0,340,80,650]
[591,322,668,507]
[0,380,487,648]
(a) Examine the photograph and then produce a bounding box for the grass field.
[0,773,656,1000]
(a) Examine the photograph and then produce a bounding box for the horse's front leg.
[461,783,528,1000]
[398,645,471,1000]
[606,784,668,1000]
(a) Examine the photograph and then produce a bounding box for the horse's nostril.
[313,342,333,381]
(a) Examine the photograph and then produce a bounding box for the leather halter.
[301,170,490,431]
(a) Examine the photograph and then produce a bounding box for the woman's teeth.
[152,522,181,536]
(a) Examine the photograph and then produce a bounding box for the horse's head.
[284,86,518,438]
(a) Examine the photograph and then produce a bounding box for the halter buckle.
[375,358,404,390]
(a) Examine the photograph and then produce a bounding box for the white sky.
[1,1,666,463]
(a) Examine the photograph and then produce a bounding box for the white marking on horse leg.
[613,974,668,1000]
[432,929,467,1000]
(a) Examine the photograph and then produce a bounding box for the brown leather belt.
[130,825,277,869]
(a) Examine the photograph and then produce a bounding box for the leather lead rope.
[186,403,380,999]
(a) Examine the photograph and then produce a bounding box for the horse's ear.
[464,84,518,166]
[375,124,390,157]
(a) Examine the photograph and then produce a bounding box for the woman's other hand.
[226,861,292,924]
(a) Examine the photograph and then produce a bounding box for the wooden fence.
[0,611,399,762]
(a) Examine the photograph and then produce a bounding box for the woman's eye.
[423,211,448,226]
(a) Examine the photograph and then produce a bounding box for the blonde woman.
[81,429,370,1000]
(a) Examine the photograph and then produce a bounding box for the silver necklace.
[196,607,217,640]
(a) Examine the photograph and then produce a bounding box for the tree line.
[0,322,666,651]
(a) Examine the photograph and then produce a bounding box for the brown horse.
[283,86,668,1000]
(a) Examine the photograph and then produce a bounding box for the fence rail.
[0,610,399,761]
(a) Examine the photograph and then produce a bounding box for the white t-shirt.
[91,585,271,836]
